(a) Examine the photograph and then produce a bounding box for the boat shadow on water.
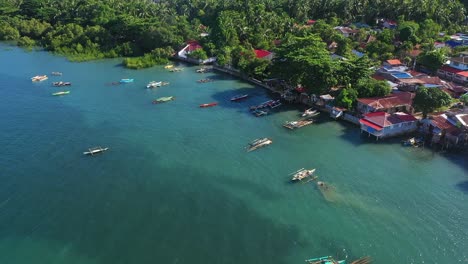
[456,181,468,194]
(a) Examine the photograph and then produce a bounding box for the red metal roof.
[357,92,414,110]
[440,65,464,74]
[359,119,383,131]
[254,49,272,59]
[361,111,417,129]
[431,115,456,130]
[456,71,468,77]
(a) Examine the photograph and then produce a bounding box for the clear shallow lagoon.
[0,44,467,264]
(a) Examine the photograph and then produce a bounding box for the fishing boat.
[146,81,162,88]
[402,137,423,147]
[231,94,249,101]
[152,96,174,104]
[196,67,212,73]
[290,168,316,181]
[249,100,274,111]
[52,81,71,87]
[306,255,371,264]
[197,78,213,83]
[52,91,70,96]
[302,108,319,117]
[246,138,272,152]
[283,120,313,129]
[119,78,134,83]
[169,67,183,72]
[164,64,174,69]
[83,146,109,156]
[305,256,345,264]
[253,109,268,117]
[31,75,48,82]
[268,100,282,109]
[200,102,218,108]
[51,72,62,76]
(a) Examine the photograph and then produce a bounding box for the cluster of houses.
[175,23,468,149]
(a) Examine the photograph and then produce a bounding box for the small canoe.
[52,81,72,87]
[200,102,218,108]
[119,78,134,83]
[83,147,109,156]
[152,96,175,104]
[51,72,62,76]
[231,94,249,101]
[52,91,70,96]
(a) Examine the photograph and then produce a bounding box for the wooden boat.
[197,78,213,83]
[196,67,212,73]
[152,96,174,104]
[246,138,272,152]
[52,81,71,87]
[51,72,62,76]
[268,100,282,109]
[52,91,70,96]
[119,78,134,83]
[200,102,218,108]
[164,64,174,69]
[146,81,162,88]
[253,109,268,117]
[283,120,313,129]
[231,94,249,101]
[290,168,316,181]
[402,137,423,147]
[31,75,48,82]
[169,67,183,72]
[302,108,319,117]
[83,146,109,156]
[306,255,371,264]
[249,99,281,111]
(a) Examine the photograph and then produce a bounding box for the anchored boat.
[52,91,70,96]
[302,108,319,117]
[146,81,162,88]
[31,75,48,82]
[200,102,218,108]
[290,168,316,181]
[83,146,109,156]
[152,96,174,104]
[246,138,272,152]
[283,120,313,129]
[231,94,249,101]
[119,78,134,83]
[253,109,268,117]
[164,64,174,69]
[52,81,71,87]
[197,78,213,83]
[305,255,371,264]
[170,67,183,72]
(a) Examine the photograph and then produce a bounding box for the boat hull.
[200,102,218,108]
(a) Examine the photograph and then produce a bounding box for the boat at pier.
[230,94,249,101]
[302,108,319,117]
[290,168,316,181]
[52,81,71,87]
[283,120,313,129]
[249,99,281,111]
[200,102,218,108]
[119,78,134,83]
[83,146,109,156]
[52,91,70,96]
[196,67,212,73]
[31,75,48,82]
[246,138,272,152]
[152,96,174,104]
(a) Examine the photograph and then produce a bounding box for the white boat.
[290,168,316,181]
[302,108,319,117]
[31,75,48,82]
[146,81,162,88]
[83,146,109,156]
[247,138,272,152]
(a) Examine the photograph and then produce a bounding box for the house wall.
[453,74,468,84]
[361,121,418,138]
[449,61,468,70]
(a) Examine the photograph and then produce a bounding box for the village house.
[453,71,468,85]
[397,76,445,92]
[357,92,414,115]
[334,26,359,38]
[422,111,468,148]
[437,52,468,82]
[177,40,216,64]
[359,112,418,139]
[383,59,404,68]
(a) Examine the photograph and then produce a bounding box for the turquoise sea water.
[0,44,467,264]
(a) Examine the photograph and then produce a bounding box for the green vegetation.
[460,94,468,106]
[413,87,453,118]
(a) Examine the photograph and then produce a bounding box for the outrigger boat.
[253,109,268,117]
[197,78,213,83]
[305,255,371,264]
[200,102,218,108]
[302,108,319,117]
[31,75,48,82]
[231,94,249,101]
[169,67,183,72]
[249,99,281,111]
[196,67,212,73]
[52,81,71,87]
[152,96,174,104]
[146,81,162,88]
[119,78,134,83]
[246,138,272,152]
[51,72,62,76]
[290,168,316,181]
[83,146,109,156]
[283,120,313,129]
[52,91,70,96]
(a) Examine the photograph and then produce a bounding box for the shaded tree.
[413,87,452,118]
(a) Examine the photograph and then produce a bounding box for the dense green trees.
[413,87,452,118]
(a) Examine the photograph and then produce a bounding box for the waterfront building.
[359,112,418,139]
